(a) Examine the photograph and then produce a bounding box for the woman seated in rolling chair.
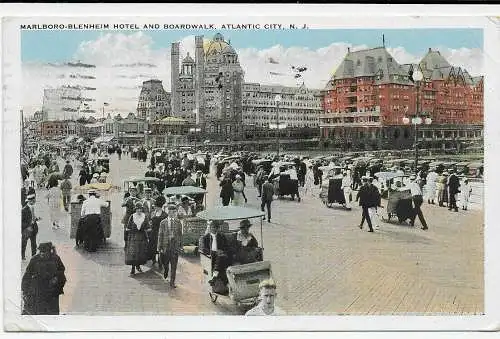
[234,219,262,264]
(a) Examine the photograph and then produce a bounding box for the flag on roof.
[103,102,110,106]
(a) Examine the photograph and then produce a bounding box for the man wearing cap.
[80,189,109,252]
[408,175,428,230]
[22,242,66,315]
[157,202,183,287]
[447,169,460,212]
[245,279,285,316]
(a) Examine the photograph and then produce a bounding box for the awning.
[93,136,115,143]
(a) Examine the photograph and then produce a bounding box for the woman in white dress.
[232,175,247,206]
[46,181,62,229]
[303,165,315,196]
[425,169,438,204]
[459,178,472,210]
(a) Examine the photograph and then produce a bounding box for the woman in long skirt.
[125,202,150,275]
[303,166,315,196]
[149,196,167,266]
[45,181,62,229]
[122,186,139,244]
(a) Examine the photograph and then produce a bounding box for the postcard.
[1,4,499,333]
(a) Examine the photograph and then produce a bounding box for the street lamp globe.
[413,116,423,125]
[274,94,282,103]
[424,117,432,125]
[413,68,424,82]
[402,116,410,125]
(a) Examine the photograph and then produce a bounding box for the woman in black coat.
[148,196,167,265]
[219,176,234,206]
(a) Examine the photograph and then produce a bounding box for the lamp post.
[274,94,282,157]
[189,126,202,151]
[403,68,432,174]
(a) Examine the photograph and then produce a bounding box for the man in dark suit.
[261,176,274,222]
[22,195,39,260]
[201,220,230,285]
[447,169,460,212]
[356,177,375,232]
[157,203,183,288]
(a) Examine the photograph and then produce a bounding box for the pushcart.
[197,206,271,307]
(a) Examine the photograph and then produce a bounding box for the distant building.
[171,33,244,140]
[320,46,483,150]
[242,82,322,140]
[136,79,171,121]
[40,120,80,138]
[149,116,194,148]
[41,86,83,121]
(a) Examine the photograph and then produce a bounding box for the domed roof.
[204,33,236,56]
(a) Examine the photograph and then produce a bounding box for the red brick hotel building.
[320,47,483,150]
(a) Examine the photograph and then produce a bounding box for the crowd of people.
[19,140,479,315]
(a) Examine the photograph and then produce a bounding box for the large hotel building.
[320,47,483,150]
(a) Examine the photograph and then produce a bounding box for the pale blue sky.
[21,28,482,63]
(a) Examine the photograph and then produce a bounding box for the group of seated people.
[199,218,262,295]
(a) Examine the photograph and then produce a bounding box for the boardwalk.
[20,153,483,315]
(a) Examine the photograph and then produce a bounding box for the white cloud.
[21,32,484,116]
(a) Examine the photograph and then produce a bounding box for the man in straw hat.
[22,194,38,260]
[408,175,428,230]
[157,202,183,287]
[245,278,285,315]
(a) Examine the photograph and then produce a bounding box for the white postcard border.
[1,5,499,332]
